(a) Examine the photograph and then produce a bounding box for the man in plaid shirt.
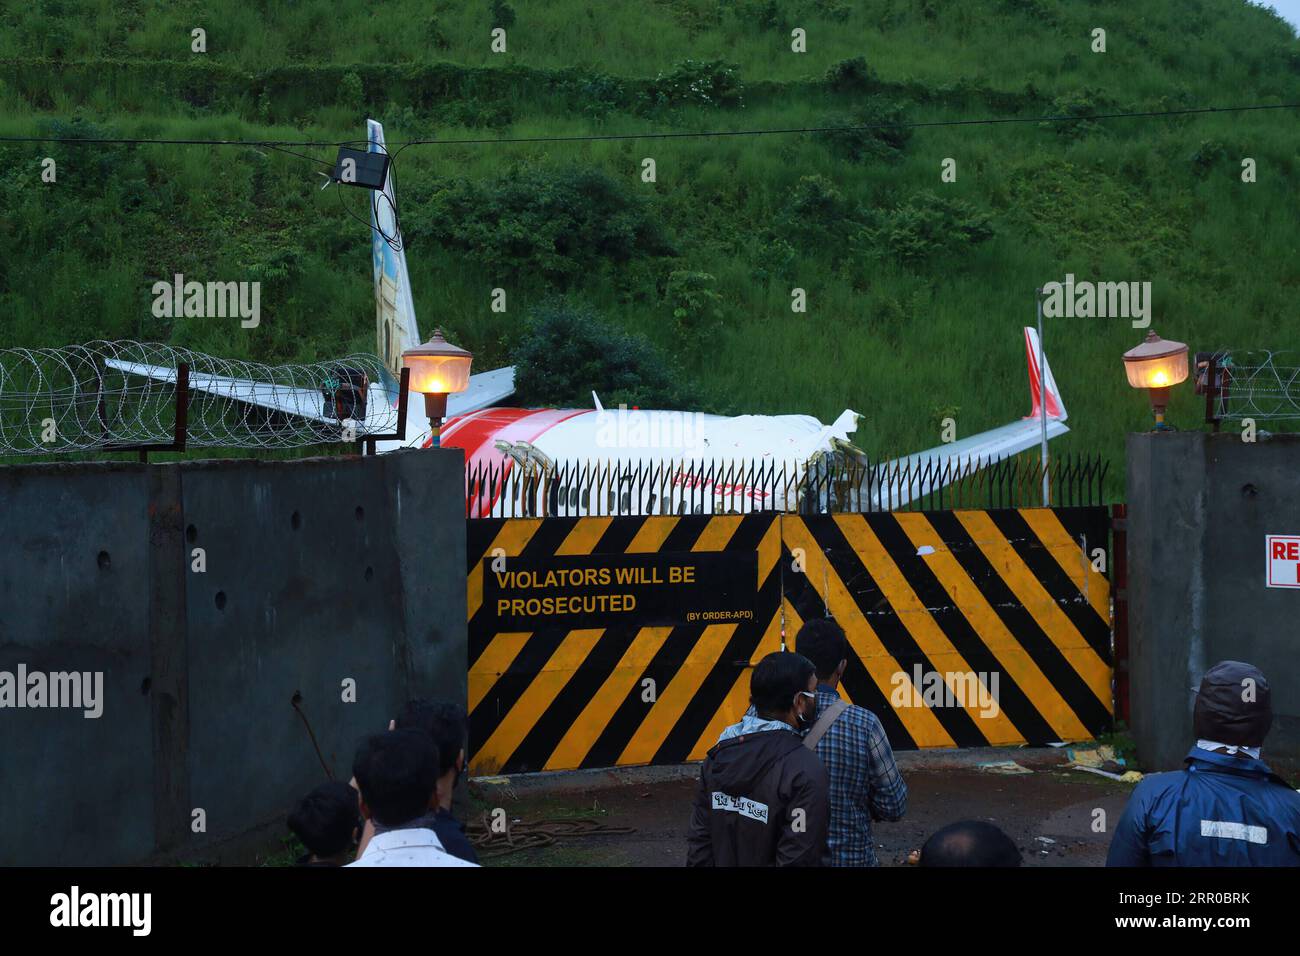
[795,618,908,866]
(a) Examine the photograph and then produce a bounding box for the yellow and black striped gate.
[467,507,1112,775]
[780,509,1112,750]
[467,513,783,775]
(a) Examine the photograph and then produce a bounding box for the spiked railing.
[465,452,1109,518]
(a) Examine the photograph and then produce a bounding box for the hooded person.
[686,651,830,866]
[1107,660,1300,866]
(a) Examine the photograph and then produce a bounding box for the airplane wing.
[105,358,341,425]
[106,357,516,436]
[449,365,515,417]
[868,327,1069,510]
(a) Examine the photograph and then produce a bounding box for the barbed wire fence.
[0,341,396,456]
[1200,349,1300,427]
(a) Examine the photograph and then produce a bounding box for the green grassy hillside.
[2,0,1298,494]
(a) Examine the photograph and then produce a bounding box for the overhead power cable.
[390,102,1300,153]
[0,101,1294,154]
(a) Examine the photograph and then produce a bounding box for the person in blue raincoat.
[1107,660,1300,866]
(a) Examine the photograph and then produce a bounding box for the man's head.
[919,820,1022,867]
[1193,660,1272,749]
[750,651,818,728]
[351,729,440,828]
[287,780,361,862]
[795,617,848,685]
[394,699,469,782]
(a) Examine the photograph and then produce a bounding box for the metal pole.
[1036,289,1049,507]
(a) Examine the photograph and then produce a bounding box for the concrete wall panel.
[1128,432,1300,769]
[0,464,156,864]
[0,450,466,864]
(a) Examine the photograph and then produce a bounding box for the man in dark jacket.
[1107,660,1300,866]
[687,652,830,866]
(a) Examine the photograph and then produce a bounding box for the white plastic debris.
[977,760,1034,775]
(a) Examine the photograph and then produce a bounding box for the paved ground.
[464,748,1135,867]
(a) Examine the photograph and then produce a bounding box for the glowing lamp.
[1123,330,1188,430]
[402,329,473,447]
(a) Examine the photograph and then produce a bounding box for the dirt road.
[466,749,1135,867]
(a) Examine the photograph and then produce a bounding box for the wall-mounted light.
[1123,330,1189,431]
[401,330,473,447]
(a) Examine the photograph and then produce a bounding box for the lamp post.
[401,329,473,447]
[1123,330,1189,431]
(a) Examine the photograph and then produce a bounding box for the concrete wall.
[0,449,466,865]
[1127,431,1300,770]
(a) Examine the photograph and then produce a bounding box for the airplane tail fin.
[1023,326,1067,422]
[367,119,420,377]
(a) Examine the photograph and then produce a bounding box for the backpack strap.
[803,698,848,750]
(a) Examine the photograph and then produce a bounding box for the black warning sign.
[483,551,758,629]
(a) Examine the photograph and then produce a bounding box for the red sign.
[1266,535,1300,589]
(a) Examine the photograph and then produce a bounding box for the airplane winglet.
[1024,327,1067,422]
[592,391,604,413]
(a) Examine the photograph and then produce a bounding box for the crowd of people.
[287,700,480,867]
[689,621,1300,867]
[285,620,1300,867]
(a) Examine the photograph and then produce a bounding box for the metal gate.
[466,501,1113,775]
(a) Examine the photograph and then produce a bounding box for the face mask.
[797,691,817,725]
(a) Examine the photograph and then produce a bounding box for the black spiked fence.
[465,452,1109,518]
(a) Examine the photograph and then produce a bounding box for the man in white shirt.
[347,729,480,868]
[349,826,478,867]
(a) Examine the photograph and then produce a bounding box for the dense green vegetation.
[1,1,1298,494]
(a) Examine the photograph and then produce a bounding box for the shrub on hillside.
[1189,139,1227,176]
[411,165,675,285]
[444,98,513,128]
[1042,88,1113,139]
[488,0,516,30]
[572,73,626,119]
[726,0,783,30]
[780,175,862,251]
[666,270,723,339]
[860,191,994,265]
[424,17,450,49]
[36,118,151,203]
[786,175,854,221]
[1000,0,1054,19]
[816,100,911,163]
[751,235,796,282]
[824,55,874,91]
[815,0,852,23]
[643,59,743,110]
[338,71,363,112]
[511,301,695,408]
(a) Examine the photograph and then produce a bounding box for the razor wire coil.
[0,341,396,455]
[1206,349,1300,424]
